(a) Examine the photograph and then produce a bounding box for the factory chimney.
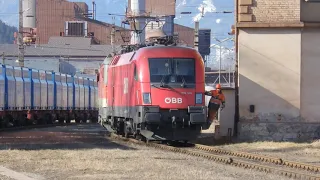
[130,0,146,45]
[194,21,199,51]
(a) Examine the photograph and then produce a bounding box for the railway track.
[0,122,93,132]
[2,123,319,180]
[108,133,320,180]
[192,143,320,173]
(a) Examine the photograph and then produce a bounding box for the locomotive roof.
[109,45,199,66]
[139,45,195,51]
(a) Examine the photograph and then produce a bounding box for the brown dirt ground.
[0,175,15,180]
[0,141,293,180]
[0,124,312,180]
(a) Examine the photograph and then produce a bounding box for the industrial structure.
[126,0,195,46]
[0,37,115,79]
[235,0,320,141]
[0,0,196,79]
[198,29,211,60]
[25,0,129,45]
[19,0,195,46]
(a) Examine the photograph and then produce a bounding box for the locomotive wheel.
[99,116,103,126]
[45,114,53,124]
[58,116,64,124]
[134,131,142,140]
[122,121,130,138]
[0,118,3,128]
[65,116,71,124]
[17,114,27,126]
[82,114,87,123]
[4,115,13,128]
[75,114,80,123]
[123,131,129,138]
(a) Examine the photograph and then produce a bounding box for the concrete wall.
[204,86,235,137]
[236,28,320,141]
[239,28,301,121]
[236,0,320,142]
[301,1,320,22]
[220,89,235,137]
[301,28,320,122]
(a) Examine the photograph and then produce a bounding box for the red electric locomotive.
[97,45,208,142]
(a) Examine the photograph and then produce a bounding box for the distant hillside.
[0,20,17,44]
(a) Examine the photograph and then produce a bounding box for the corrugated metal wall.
[35,0,193,46]
[128,0,176,16]
[174,24,195,47]
[36,0,87,44]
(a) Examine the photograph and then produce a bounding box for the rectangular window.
[65,21,88,37]
[148,58,195,86]
[174,58,195,83]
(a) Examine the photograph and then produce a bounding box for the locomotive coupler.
[172,116,176,128]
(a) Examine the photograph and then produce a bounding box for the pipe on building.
[233,0,239,137]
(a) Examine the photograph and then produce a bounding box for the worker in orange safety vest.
[204,84,226,123]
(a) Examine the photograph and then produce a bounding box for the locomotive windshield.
[149,58,195,87]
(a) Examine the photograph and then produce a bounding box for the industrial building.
[32,0,194,46]
[234,0,320,141]
[32,0,129,45]
[0,37,114,79]
[0,0,197,78]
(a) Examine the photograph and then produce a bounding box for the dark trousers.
[208,102,220,111]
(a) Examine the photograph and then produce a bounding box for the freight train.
[97,44,208,142]
[0,64,98,128]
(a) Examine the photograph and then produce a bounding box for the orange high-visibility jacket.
[209,90,225,105]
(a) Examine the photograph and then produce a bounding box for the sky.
[0,0,235,69]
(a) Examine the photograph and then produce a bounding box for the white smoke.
[176,0,187,9]
[175,0,187,20]
[207,46,236,71]
[193,0,216,22]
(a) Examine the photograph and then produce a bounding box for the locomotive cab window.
[134,64,138,81]
[148,58,195,87]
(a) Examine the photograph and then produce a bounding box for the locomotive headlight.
[195,93,203,104]
[143,92,151,104]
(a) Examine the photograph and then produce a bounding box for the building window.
[65,21,88,37]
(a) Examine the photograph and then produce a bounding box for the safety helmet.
[215,84,221,89]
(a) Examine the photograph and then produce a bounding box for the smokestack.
[130,0,146,45]
[194,21,199,51]
[92,1,95,20]
[22,0,36,29]
[111,17,116,55]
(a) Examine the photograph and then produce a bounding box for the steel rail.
[108,134,320,180]
[0,122,95,132]
[193,143,320,173]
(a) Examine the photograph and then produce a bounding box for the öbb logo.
[164,97,183,104]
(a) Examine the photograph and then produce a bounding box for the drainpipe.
[233,0,240,137]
